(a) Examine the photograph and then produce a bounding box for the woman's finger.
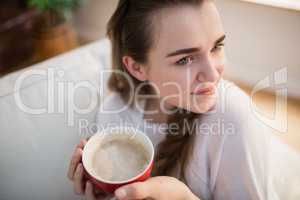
[73,164,84,195]
[68,148,82,180]
[115,181,151,200]
[76,139,87,149]
[85,181,96,200]
[67,139,87,180]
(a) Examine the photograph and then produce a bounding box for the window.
[240,0,300,11]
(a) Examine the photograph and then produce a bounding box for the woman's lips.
[192,86,216,95]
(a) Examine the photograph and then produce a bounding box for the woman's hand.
[114,176,200,200]
[67,139,113,200]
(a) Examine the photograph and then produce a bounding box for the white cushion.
[0,38,111,200]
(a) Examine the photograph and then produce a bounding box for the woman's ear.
[122,56,148,81]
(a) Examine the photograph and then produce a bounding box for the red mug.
[82,126,154,194]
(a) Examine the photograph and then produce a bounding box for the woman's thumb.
[114,181,151,200]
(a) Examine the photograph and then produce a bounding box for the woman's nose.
[196,57,219,83]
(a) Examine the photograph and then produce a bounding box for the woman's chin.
[189,94,217,113]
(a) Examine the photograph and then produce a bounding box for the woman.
[67,0,277,199]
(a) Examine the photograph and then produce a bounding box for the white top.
[96,79,300,200]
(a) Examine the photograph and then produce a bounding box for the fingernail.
[115,188,127,199]
[86,181,91,188]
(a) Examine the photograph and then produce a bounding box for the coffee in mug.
[82,127,154,193]
[91,137,150,182]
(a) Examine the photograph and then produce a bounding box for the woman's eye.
[212,43,225,52]
[176,56,195,66]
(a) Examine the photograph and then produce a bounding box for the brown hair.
[106,0,204,182]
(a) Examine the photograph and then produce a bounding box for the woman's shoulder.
[100,92,126,111]
[191,78,272,167]
[194,79,252,136]
[216,79,251,121]
[96,92,138,128]
[189,80,272,195]
[216,79,271,136]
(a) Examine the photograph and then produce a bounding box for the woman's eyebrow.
[166,47,200,57]
[166,34,226,58]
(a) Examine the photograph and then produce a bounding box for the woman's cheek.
[213,54,225,78]
[149,66,191,105]
[217,64,225,77]
[159,80,188,107]
[218,52,226,74]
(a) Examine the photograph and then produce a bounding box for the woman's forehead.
[151,2,224,55]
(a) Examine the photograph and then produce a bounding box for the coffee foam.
[83,128,154,183]
[91,138,150,182]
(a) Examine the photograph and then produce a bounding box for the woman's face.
[145,2,226,114]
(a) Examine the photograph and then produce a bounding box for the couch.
[0,38,111,200]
